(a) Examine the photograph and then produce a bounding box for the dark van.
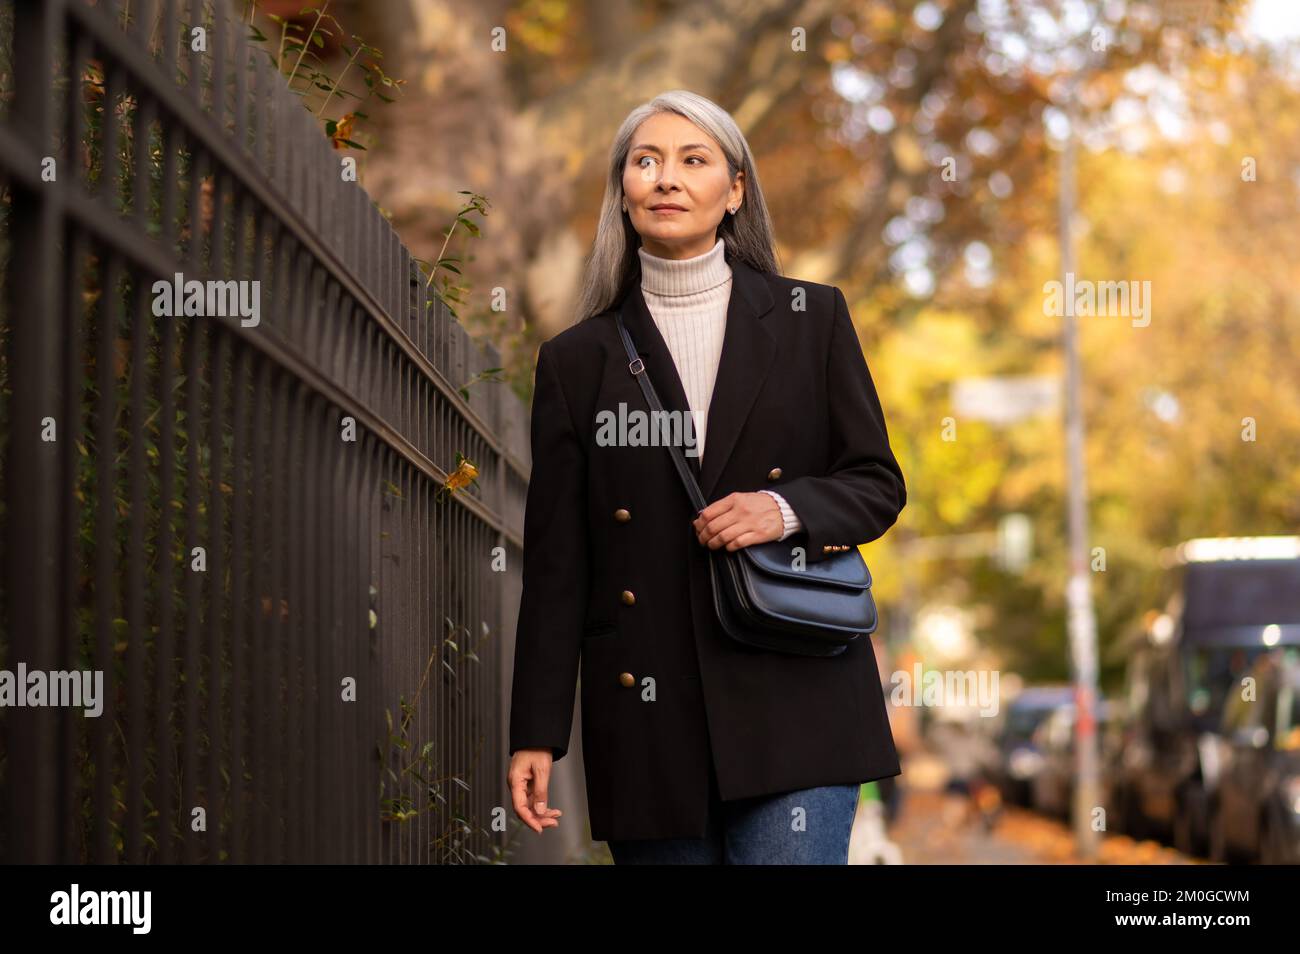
[1210,647,1300,863]
[1109,537,1300,854]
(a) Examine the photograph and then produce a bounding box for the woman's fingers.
[724,530,766,551]
[694,493,782,547]
[692,493,736,529]
[696,507,742,546]
[509,767,543,833]
[509,754,562,833]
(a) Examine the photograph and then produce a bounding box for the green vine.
[376,616,517,863]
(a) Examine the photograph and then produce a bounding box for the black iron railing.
[0,0,530,863]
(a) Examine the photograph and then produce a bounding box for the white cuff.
[758,490,803,541]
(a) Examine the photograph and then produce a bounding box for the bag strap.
[614,313,709,515]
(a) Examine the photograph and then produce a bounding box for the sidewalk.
[851,751,1198,865]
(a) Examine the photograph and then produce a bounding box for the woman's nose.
[655,162,682,188]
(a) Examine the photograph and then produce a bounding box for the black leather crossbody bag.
[615,312,877,658]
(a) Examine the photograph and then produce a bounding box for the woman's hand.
[692,491,783,550]
[508,749,564,834]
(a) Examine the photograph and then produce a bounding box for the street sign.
[997,513,1033,573]
[952,375,1059,425]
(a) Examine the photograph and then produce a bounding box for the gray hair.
[574,90,781,322]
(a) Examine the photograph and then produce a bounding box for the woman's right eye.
[636,155,656,168]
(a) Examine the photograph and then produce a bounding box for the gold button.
[621,589,636,606]
[619,672,635,688]
[614,508,631,523]
[766,467,782,481]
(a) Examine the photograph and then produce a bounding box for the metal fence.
[0,0,531,863]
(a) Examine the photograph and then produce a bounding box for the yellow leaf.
[330,112,356,150]
[442,458,478,495]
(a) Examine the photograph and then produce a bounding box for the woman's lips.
[650,207,686,214]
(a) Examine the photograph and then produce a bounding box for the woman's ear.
[730,171,745,213]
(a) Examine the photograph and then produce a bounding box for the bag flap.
[738,538,872,591]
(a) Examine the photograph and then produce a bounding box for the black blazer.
[508,248,907,842]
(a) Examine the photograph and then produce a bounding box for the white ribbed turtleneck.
[636,237,802,541]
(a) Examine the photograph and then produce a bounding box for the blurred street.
[856,748,1198,865]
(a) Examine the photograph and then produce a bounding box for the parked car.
[1109,536,1300,854]
[1030,698,1122,822]
[1208,647,1300,864]
[991,685,1075,808]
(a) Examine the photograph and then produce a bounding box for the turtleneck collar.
[637,237,731,297]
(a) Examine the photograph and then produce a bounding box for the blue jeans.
[606,760,860,865]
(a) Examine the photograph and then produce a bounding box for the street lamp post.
[1058,65,1101,862]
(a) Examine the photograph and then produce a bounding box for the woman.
[506,90,907,864]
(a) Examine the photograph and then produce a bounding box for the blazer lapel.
[617,251,777,500]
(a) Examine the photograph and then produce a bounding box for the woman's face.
[622,112,744,261]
